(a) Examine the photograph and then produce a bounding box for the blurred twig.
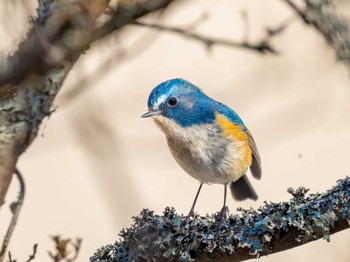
[69,101,144,219]
[283,0,350,68]
[25,244,38,262]
[133,21,276,54]
[0,0,176,87]
[7,252,15,262]
[61,42,126,104]
[48,236,82,262]
[0,169,25,262]
[9,243,39,262]
[62,12,294,104]
[283,0,311,23]
[61,10,169,104]
[61,12,208,104]
[0,0,177,244]
[133,15,295,54]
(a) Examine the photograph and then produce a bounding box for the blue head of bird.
[141,78,244,135]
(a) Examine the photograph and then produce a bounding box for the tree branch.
[283,0,350,68]
[91,177,350,262]
[0,169,25,262]
[25,243,38,262]
[0,0,176,210]
[0,0,176,87]
[8,243,38,262]
[0,1,177,255]
[132,16,294,54]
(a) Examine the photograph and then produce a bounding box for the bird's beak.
[141,109,162,118]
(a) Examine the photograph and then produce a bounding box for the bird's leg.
[188,182,203,217]
[220,184,229,221]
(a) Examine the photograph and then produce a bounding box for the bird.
[141,78,261,218]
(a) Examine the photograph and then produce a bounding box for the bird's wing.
[246,129,262,180]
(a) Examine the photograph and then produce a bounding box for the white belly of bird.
[164,122,248,185]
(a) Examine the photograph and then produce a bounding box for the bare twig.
[61,12,207,104]
[133,20,279,54]
[7,252,15,262]
[6,243,38,262]
[282,0,350,67]
[283,0,311,24]
[53,12,295,104]
[48,236,82,262]
[0,0,176,87]
[240,10,250,42]
[61,25,165,104]
[0,169,25,262]
[186,13,209,31]
[25,244,38,262]
[61,45,126,104]
[0,0,177,257]
[0,0,177,235]
[265,15,296,37]
[67,238,82,262]
[132,14,296,55]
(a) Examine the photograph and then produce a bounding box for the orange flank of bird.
[215,113,252,169]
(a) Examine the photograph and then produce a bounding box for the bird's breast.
[153,115,252,184]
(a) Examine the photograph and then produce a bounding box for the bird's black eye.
[167,97,178,107]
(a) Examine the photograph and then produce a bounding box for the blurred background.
[1,0,350,261]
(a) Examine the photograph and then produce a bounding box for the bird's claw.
[188,209,195,218]
[219,206,229,223]
[181,209,195,227]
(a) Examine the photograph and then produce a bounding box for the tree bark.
[283,0,350,69]
[0,0,176,208]
[91,177,350,261]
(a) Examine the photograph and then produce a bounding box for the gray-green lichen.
[0,67,67,147]
[91,177,350,262]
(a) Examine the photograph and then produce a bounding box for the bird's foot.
[181,208,196,226]
[219,206,229,224]
[188,208,195,218]
[215,206,229,236]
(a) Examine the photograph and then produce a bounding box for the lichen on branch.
[91,177,350,262]
[284,0,350,68]
[0,0,177,259]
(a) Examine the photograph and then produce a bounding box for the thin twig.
[133,20,277,54]
[48,236,82,262]
[0,169,25,262]
[7,252,15,262]
[25,244,38,262]
[240,10,250,42]
[282,0,350,66]
[186,12,209,31]
[67,238,82,262]
[0,0,177,244]
[61,12,208,104]
[133,16,295,55]
[265,15,296,37]
[283,0,311,24]
[6,243,38,262]
[62,14,296,104]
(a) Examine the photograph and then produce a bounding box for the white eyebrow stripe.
[153,94,167,109]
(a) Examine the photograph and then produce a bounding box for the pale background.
[1,0,350,261]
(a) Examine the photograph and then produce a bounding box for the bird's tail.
[230,175,258,201]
